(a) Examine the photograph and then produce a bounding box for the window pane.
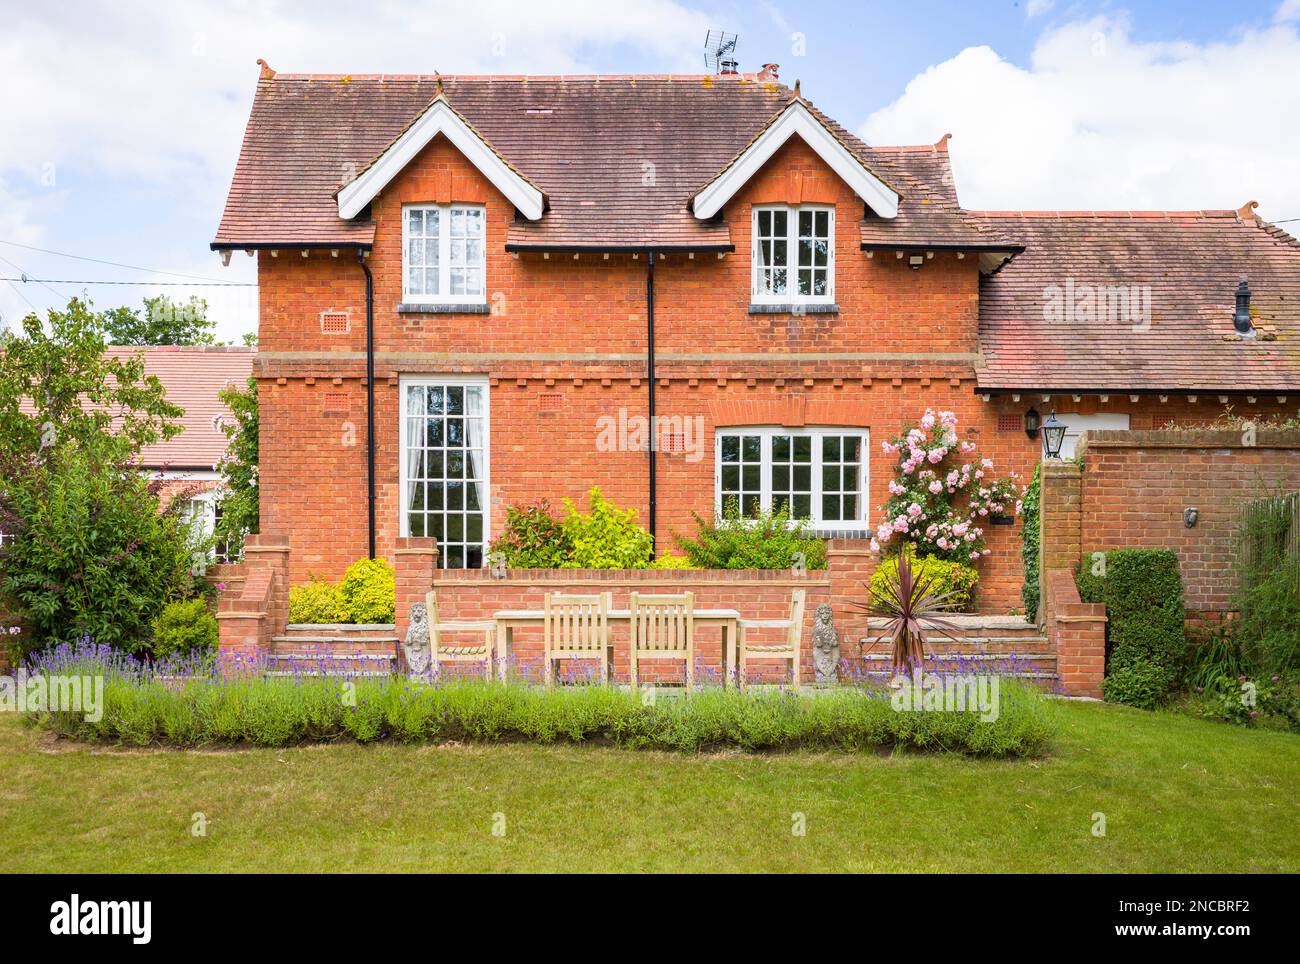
[405,382,489,568]
[721,465,739,490]
[823,436,841,460]
[822,494,841,521]
[758,210,771,235]
[772,210,787,235]
[721,435,739,462]
[793,494,811,518]
[772,435,791,461]
[742,436,761,461]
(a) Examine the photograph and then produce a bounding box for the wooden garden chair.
[542,592,613,686]
[738,588,807,690]
[629,591,696,691]
[426,590,495,680]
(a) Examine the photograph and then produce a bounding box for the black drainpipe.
[358,250,377,559]
[646,249,657,556]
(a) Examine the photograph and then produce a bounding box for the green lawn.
[1,700,1296,872]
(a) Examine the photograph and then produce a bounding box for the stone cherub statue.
[403,602,433,678]
[811,603,840,685]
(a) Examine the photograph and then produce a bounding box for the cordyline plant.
[855,548,965,674]
[873,407,1025,564]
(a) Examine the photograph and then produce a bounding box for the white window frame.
[751,204,835,305]
[401,203,487,306]
[714,426,868,531]
[398,375,491,569]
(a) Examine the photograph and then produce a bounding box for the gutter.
[358,251,377,559]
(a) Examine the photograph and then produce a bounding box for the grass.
[1,699,1296,872]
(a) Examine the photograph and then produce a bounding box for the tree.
[0,299,196,656]
[0,298,182,475]
[213,375,259,557]
[101,294,218,346]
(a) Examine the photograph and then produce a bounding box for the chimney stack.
[757,63,780,82]
[1234,279,1255,336]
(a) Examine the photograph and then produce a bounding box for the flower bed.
[24,644,1056,757]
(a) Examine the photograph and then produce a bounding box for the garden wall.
[1074,428,1300,613]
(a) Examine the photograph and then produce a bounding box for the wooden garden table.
[492,608,741,686]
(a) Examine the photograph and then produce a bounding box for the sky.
[2,0,1299,343]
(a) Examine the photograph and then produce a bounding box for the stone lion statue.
[811,603,840,685]
[403,602,433,677]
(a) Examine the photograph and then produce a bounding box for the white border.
[338,99,544,221]
[693,101,899,220]
[398,375,492,566]
[751,204,836,305]
[401,203,488,306]
[713,425,869,531]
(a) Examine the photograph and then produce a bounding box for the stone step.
[285,623,396,633]
[272,635,399,646]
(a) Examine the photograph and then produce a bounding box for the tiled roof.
[972,207,1300,392]
[214,72,986,251]
[107,347,255,469]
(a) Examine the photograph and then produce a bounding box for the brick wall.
[250,126,1300,614]
[1076,428,1300,613]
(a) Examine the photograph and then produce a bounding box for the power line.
[0,277,255,287]
[0,238,241,284]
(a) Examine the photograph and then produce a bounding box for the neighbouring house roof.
[972,207,1300,393]
[213,71,992,252]
[106,346,255,470]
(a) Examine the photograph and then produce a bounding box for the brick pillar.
[826,539,877,666]
[217,533,290,670]
[1046,569,1107,697]
[1038,460,1083,626]
[393,537,439,645]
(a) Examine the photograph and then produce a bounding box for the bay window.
[752,205,834,304]
[400,378,490,569]
[716,427,867,529]
[403,204,486,305]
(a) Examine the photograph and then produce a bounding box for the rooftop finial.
[935,132,952,153]
[434,72,443,95]
[257,58,276,81]
[1237,199,1259,220]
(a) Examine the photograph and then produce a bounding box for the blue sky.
[2,0,1298,342]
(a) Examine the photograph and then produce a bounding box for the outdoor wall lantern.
[1184,507,1199,528]
[1024,407,1041,440]
[1042,411,1067,459]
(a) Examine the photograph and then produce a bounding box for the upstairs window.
[403,204,486,305]
[752,205,834,304]
[716,427,866,530]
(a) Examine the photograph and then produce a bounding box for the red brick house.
[212,62,1300,614]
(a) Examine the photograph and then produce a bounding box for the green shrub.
[560,487,653,569]
[1078,548,1184,703]
[338,558,395,624]
[27,648,1057,758]
[1020,465,1041,620]
[649,553,695,569]
[674,500,828,570]
[1101,659,1172,710]
[151,598,218,661]
[1,446,198,657]
[289,578,348,624]
[869,552,979,612]
[487,499,571,568]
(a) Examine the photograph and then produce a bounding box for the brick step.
[271,635,399,646]
[855,652,1057,673]
[285,623,396,633]
[265,650,397,678]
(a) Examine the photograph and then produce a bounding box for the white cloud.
[0,0,710,336]
[1277,0,1300,23]
[1026,0,1055,19]
[860,16,1300,221]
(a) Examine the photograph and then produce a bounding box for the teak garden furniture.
[425,590,496,679]
[542,592,613,685]
[737,588,807,689]
[628,592,696,691]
